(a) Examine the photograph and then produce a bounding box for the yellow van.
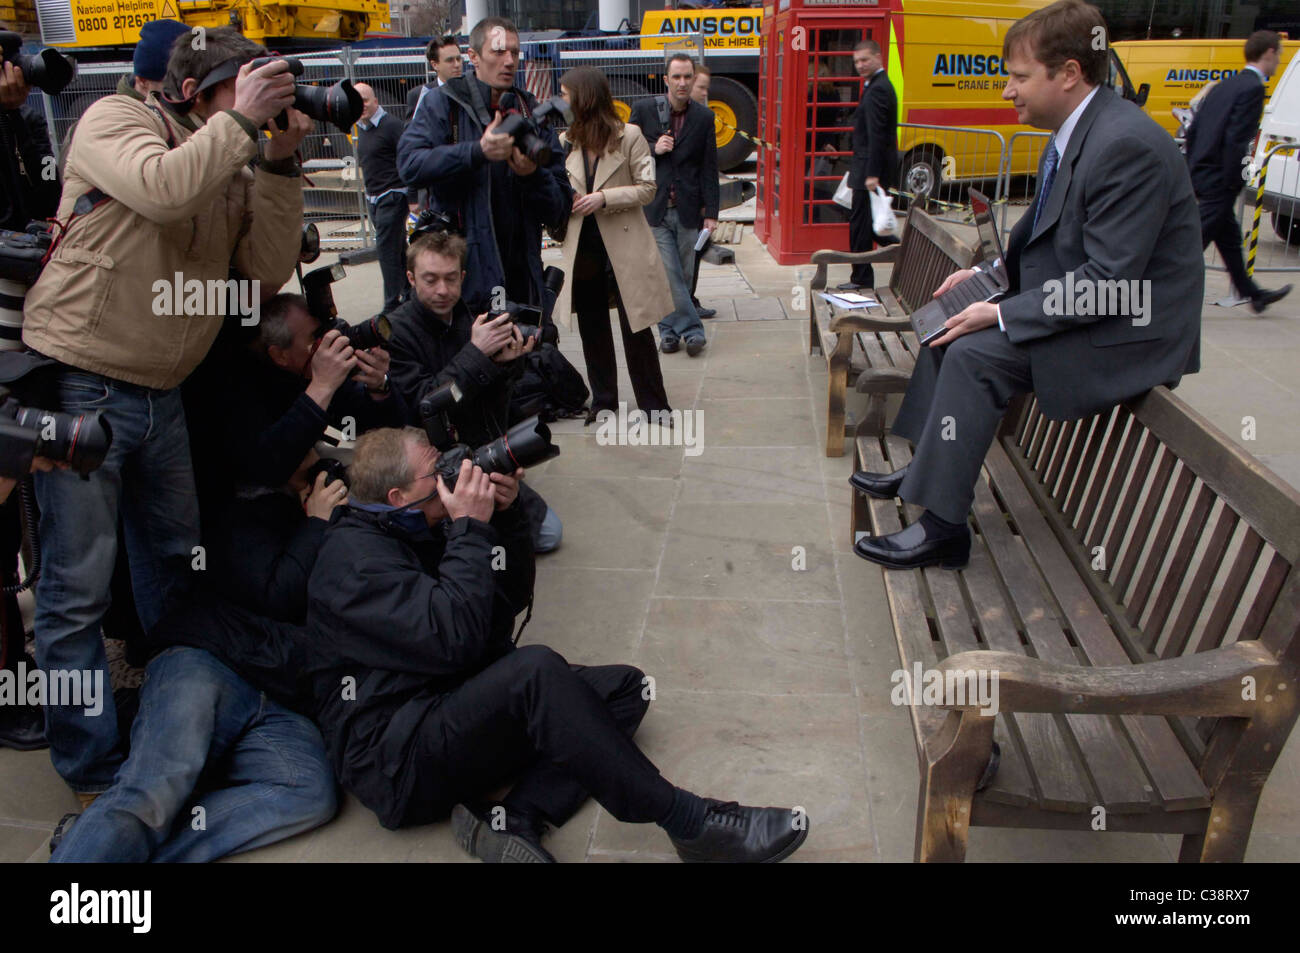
[1112,38,1297,139]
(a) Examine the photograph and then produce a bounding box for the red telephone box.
[755,1,890,264]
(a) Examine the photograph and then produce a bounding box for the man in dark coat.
[1184,29,1291,313]
[305,426,810,863]
[397,17,570,322]
[841,38,899,291]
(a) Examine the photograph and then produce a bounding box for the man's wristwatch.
[373,373,390,394]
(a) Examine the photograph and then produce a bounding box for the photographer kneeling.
[387,230,561,552]
[20,27,307,802]
[306,426,808,863]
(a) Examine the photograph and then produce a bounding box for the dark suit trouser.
[395,646,671,829]
[848,186,878,287]
[573,245,670,415]
[367,192,411,313]
[893,327,1034,525]
[1199,197,1259,300]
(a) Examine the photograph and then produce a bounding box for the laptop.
[909,188,1010,345]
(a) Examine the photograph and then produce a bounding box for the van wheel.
[1272,211,1300,246]
[900,147,944,204]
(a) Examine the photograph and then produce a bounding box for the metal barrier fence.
[895,122,1007,226]
[1209,137,1300,284]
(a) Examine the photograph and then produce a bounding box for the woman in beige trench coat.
[553,67,674,425]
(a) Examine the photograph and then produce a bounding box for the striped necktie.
[1032,137,1059,232]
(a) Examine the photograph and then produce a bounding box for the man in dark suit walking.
[840,38,899,291]
[1185,30,1291,314]
[850,0,1203,571]
[630,54,719,357]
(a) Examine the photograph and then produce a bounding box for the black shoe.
[685,337,706,357]
[1251,284,1292,313]
[834,281,866,292]
[853,519,971,570]
[49,812,78,855]
[584,406,614,427]
[451,802,556,863]
[849,464,909,500]
[669,799,809,863]
[697,307,717,319]
[660,336,680,354]
[0,702,48,752]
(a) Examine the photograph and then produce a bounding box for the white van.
[1253,53,1300,245]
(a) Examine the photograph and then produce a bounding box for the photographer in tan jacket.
[20,26,308,802]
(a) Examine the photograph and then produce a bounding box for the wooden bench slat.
[1127,465,1197,624]
[985,445,1212,811]
[1238,551,1291,644]
[1163,505,1239,659]
[880,332,916,375]
[1077,408,1137,543]
[1062,411,1112,524]
[1111,445,1178,597]
[1099,429,1161,561]
[1194,527,1266,654]
[1044,419,1083,496]
[1141,483,1218,645]
[972,465,1154,811]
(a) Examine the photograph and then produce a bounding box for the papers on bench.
[819,291,886,311]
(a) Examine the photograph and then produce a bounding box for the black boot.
[0,701,47,751]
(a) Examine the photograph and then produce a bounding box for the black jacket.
[0,105,60,230]
[183,344,407,516]
[386,295,519,448]
[306,501,535,828]
[849,70,899,190]
[629,97,719,228]
[356,109,410,200]
[1184,68,1265,203]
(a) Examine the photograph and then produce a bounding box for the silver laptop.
[910,188,1009,345]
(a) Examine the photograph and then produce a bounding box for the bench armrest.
[810,247,901,267]
[930,642,1278,718]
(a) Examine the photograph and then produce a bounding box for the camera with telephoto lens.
[489,300,558,347]
[0,386,112,480]
[0,222,54,353]
[495,94,573,166]
[0,32,76,95]
[246,56,363,132]
[418,379,462,450]
[300,263,392,351]
[435,416,560,491]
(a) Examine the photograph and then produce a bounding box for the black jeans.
[848,186,878,287]
[393,645,673,829]
[368,191,411,313]
[1199,196,1259,300]
[573,228,670,414]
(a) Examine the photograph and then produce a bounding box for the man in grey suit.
[851,0,1203,571]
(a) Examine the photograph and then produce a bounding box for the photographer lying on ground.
[48,451,345,862]
[386,231,561,552]
[20,27,306,805]
[306,426,808,863]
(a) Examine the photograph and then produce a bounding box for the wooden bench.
[854,387,1300,862]
[808,205,975,457]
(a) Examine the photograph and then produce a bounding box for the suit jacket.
[628,97,719,228]
[998,86,1203,421]
[849,70,899,189]
[1184,68,1265,202]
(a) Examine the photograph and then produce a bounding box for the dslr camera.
[246,56,363,132]
[409,208,460,241]
[0,385,112,480]
[495,93,572,166]
[300,263,392,351]
[435,416,560,490]
[0,222,54,353]
[0,31,76,95]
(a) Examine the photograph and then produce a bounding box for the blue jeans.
[51,647,336,862]
[534,505,562,554]
[367,190,411,313]
[33,371,201,792]
[652,207,706,344]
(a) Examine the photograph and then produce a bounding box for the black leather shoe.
[0,702,48,751]
[834,281,866,292]
[660,336,680,354]
[452,803,556,863]
[697,307,717,319]
[849,464,909,500]
[669,799,809,863]
[853,519,971,570]
[1252,284,1292,313]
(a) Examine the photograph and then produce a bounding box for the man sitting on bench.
[851,0,1204,571]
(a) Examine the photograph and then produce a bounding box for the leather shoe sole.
[451,803,556,863]
[853,531,971,570]
[849,468,907,499]
[1252,284,1292,314]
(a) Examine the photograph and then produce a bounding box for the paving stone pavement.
[1,233,1296,863]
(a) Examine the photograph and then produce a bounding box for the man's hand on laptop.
[932,268,976,298]
[928,301,999,348]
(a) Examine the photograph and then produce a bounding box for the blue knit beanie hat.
[134,19,192,82]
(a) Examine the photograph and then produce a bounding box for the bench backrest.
[999,388,1300,780]
[888,206,977,312]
